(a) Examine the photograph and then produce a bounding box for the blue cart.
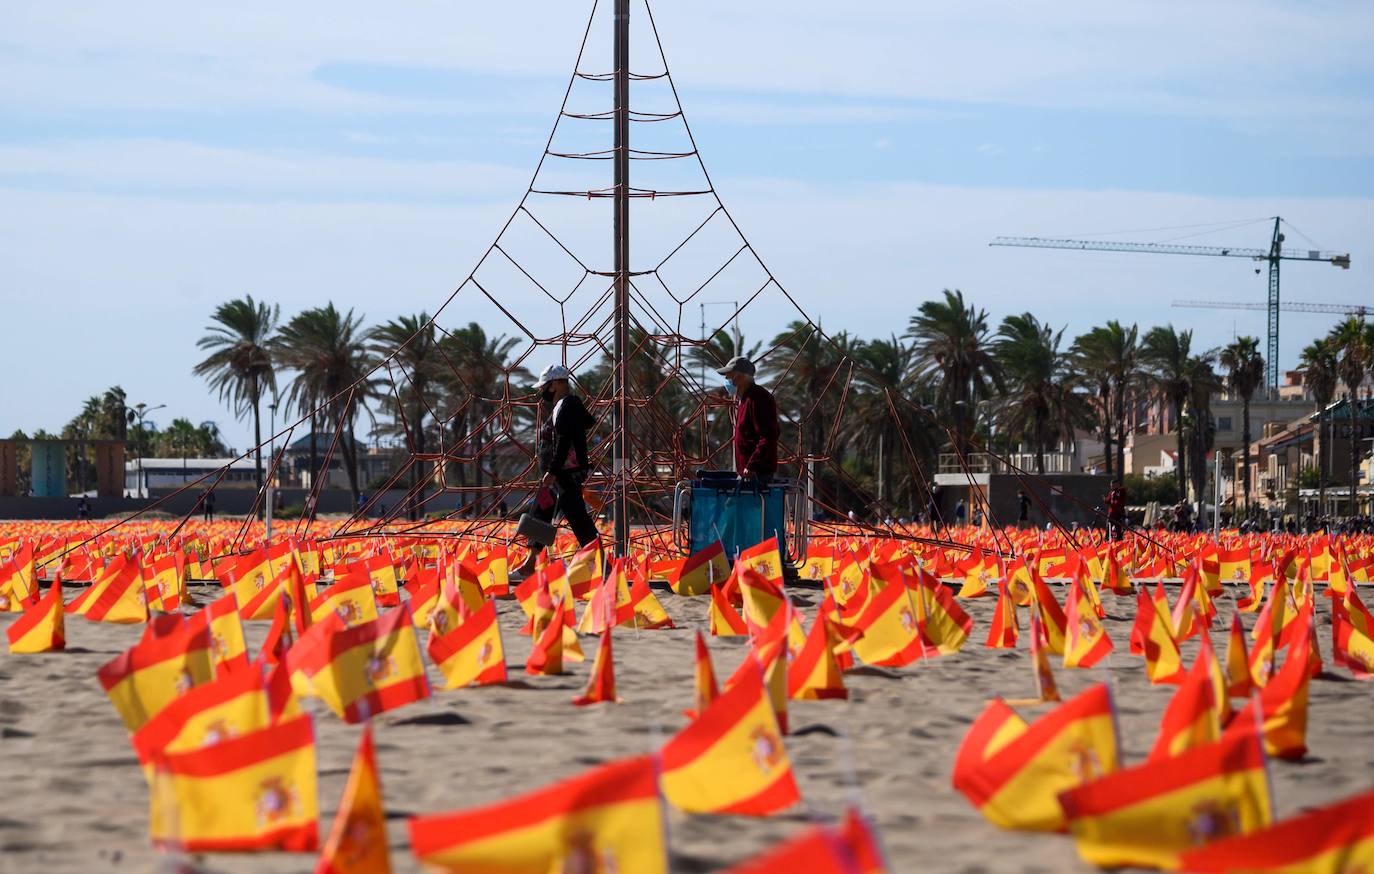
[673,471,808,567]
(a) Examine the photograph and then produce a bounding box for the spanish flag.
[475,545,510,597]
[316,724,391,874]
[1225,611,1255,697]
[849,576,927,667]
[408,755,667,873]
[984,580,1019,649]
[787,612,847,701]
[237,560,290,621]
[659,661,801,816]
[131,662,272,764]
[1062,573,1113,669]
[148,714,319,852]
[1333,594,1374,680]
[310,572,379,629]
[186,593,250,677]
[739,564,787,634]
[1258,615,1311,760]
[223,547,273,609]
[685,630,719,720]
[955,548,994,598]
[0,545,36,610]
[72,555,148,624]
[427,599,507,689]
[909,566,972,655]
[738,536,785,588]
[710,582,749,637]
[1057,719,1272,870]
[6,574,64,654]
[1180,784,1374,873]
[98,621,217,732]
[525,592,567,676]
[1217,546,1253,587]
[287,605,430,724]
[1137,586,1186,685]
[953,683,1119,833]
[143,552,183,613]
[667,538,725,601]
[720,819,868,873]
[1102,549,1133,596]
[572,625,621,706]
[951,698,1028,793]
[1029,570,1069,655]
[1027,610,1061,703]
[1148,634,1224,761]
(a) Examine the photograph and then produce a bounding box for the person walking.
[1016,489,1032,529]
[203,488,216,523]
[512,364,600,579]
[1106,481,1127,541]
[716,355,779,486]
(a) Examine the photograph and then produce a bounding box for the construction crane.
[990,217,1351,391]
[1173,299,1369,318]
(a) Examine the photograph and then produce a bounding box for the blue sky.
[3,1,1372,449]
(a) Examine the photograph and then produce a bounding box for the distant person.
[971,506,984,528]
[273,489,285,515]
[954,498,967,527]
[1106,481,1126,541]
[76,496,90,521]
[716,355,779,487]
[512,364,599,579]
[927,483,943,532]
[203,489,216,522]
[1016,489,1032,529]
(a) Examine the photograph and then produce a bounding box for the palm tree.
[994,313,1066,473]
[850,336,931,512]
[273,304,376,502]
[1071,321,1138,482]
[1219,336,1265,513]
[760,320,850,463]
[1184,351,1223,506]
[907,290,1003,456]
[1141,325,1194,500]
[436,322,527,496]
[1329,317,1373,516]
[369,313,440,519]
[1300,338,1339,516]
[194,297,279,489]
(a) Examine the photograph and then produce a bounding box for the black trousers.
[529,474,599,550]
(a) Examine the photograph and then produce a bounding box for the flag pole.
[611,0,631,558]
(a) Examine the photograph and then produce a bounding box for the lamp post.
[129,402,165,498]
[266,399,278,543]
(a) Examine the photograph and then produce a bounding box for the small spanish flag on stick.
[1179,784,1374,873]
[5,573,64,654]
[408,756,667,873]
[659,660,800,816]
[427,599,507,689]
[316,724,391,874]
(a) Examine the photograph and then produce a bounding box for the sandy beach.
[0,579,1363,874]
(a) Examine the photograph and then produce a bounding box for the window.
[1217,416,1233,432]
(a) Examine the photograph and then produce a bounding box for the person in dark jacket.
[716,355,780,485]
[513,364,600,578]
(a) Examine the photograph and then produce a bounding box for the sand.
[0,582,1366,873]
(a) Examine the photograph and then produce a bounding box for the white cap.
[534,363,573,389]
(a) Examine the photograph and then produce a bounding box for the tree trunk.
[412,390,425,521]
[1241,395,1251,514]
[1317,404,1326,519]
[1352,394,1360,518]
[1100,384,1113,479]
[251,384,264,491]
[1174,395,1187,502]
[308,411,318,492]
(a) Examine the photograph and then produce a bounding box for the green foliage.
[1122,472,1180,505]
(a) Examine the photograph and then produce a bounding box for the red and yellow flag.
[710,582,749,637]
[849,576,927,667]
[187,593,251,677]
[310,572,380,629]
[287,606,430,723]
[1258,615,1311,760]
[426,599,507,689]
[984,579,1019,649]
[685,630,720,720]
[316,724,391,874]
[98,621,217,732]
[1063,573,1113,669]
[69,555,147,624]
[1179,784,1374,874]
[953,683,1119,832]
[132,662,273,764]
[1147,634,1224,761]
[1058,719,1272,870]
[572,625,621,706]
[671,541,729,596]
[787,612,847,700]
[408,755,667,874]
[148,714,319,852]
[659,661,801,816]
[1137,586,1186,684]
[1225,611,1255,698]
[5,574,64,654]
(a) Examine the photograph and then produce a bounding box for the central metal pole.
[611,0,631,557]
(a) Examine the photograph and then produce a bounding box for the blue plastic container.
[688,472,787,563]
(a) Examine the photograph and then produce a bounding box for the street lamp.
[266,398,278,543]
[129,402,165,498]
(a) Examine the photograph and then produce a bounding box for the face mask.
[724,380,737,397]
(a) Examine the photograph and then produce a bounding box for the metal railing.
[937,451,1082,475]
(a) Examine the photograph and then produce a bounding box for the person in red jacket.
[716,355,780,486]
